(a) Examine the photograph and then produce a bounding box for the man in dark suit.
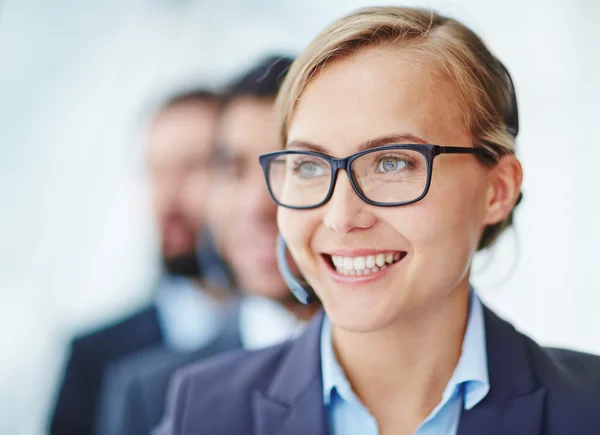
[93,56,320,435]
[48,89,228,435]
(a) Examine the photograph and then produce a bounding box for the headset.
[276,234,318,304]
[277,59,520,305]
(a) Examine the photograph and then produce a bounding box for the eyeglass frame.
[258,144,497,210]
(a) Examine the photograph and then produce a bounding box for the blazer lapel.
[252,311,328,435]
[252,305,547,435]
[458,307,546,435]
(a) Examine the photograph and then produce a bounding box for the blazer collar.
[252,306,546,435]
[252,310,328,435]
[457,305,546,435]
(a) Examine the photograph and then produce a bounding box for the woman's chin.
[323,295,398,333]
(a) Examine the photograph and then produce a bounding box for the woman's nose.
[323,171,377,234]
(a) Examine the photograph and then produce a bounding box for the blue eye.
[377,157,407,173]
[294,160,328,178]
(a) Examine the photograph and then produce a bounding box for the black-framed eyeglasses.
[258,144,494,209]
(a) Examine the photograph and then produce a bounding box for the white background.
[0,0,598,433]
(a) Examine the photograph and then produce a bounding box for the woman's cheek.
[277,208,320,271]
[278,209,307,257]
[403,188,480,283]
[277,207,296,245]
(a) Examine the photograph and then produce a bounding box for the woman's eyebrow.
[286,141,329,154]
[286,133,428,155]
[355,133,428,152]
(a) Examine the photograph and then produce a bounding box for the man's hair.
[157,88,222,112]
[223,55,295,101]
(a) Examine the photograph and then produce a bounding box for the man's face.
[148,101,219,263]
[208,97,287,298]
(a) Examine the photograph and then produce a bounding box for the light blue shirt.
[238,296,305,350]
[155,276,226,352]
[155,276,305,352]
[321,290,489,435]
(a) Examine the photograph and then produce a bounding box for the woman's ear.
[483,154,523,225]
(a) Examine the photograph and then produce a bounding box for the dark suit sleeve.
[152,369,191,435]
[94,358,143,435]
[112,377,149,435]
[50,306,162,435]
[49,339,95,435]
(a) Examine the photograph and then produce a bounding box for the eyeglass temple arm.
[437,146,489,155]
[438,146,523,206]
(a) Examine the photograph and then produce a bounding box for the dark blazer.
[156,307,600,435]
[94,304,242,435]
[49,305,163,435]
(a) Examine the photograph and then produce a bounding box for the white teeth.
[331,252,405,276]
[353,256,366,270]
[365,255,375,268]
[336,264,381,276]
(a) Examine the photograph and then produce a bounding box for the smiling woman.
[156,7,600,435]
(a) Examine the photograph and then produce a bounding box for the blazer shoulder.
[122,308,244,402]
[107,337,242,429]
[51,306,161,435]
[543,346,600,390]
[159,342,293,435]
[72,304,161,355]
[521,335,600,398]
[521,343,600,432]
[176,341,291,396]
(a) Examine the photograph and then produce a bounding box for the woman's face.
[279,46,502,332]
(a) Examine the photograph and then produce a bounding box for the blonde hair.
[277,6,519,250]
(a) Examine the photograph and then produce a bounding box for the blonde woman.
[157,7,600,435]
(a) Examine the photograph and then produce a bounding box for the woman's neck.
[331,281,471,432]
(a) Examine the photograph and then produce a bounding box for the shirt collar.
[321,315,358,406]
[154,275,226,352]
[238,296,305,350]
[321,289,489,410]
[447,289,489,410]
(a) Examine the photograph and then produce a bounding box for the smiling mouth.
[322,251,407,277]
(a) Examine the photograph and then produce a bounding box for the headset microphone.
[276,234,318,304]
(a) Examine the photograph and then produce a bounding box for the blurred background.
[0,0,598,433]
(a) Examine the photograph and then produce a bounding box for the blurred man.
[49,89,228,435]
[95,56,319,435]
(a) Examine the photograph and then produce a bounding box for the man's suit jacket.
[94,304,242,435]
[156,307,600,435]
[49,305,163,435]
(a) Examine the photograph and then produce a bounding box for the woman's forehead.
[287,46,470,154]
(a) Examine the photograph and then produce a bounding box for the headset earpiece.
[276,234,318,304]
